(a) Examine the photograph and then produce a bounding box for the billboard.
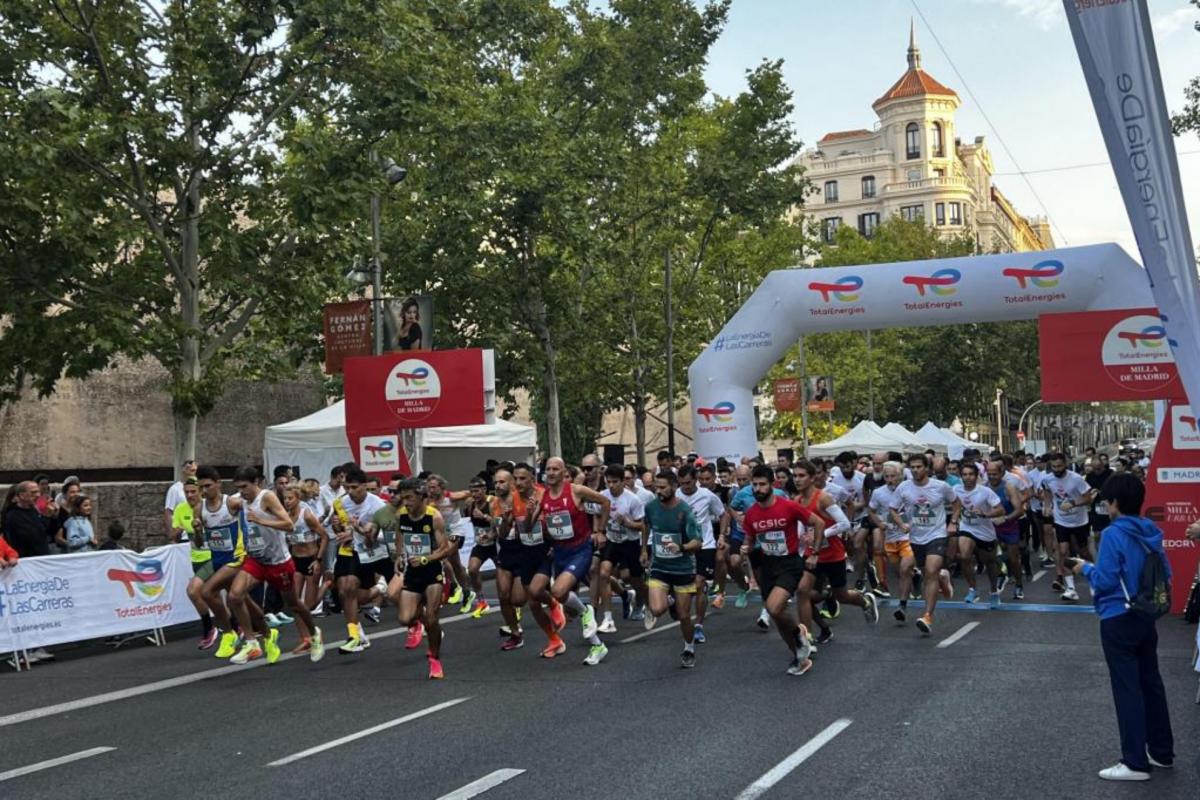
[805,376,834,413]
[322,300,373,373]
[382,295,433,352]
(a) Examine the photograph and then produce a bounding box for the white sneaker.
[264,613,281,627]
[1062,588,1079,602]
[597,618,617,634]
[28,648,53,662]
[374,576,388,598]
[1098,763,1149,781]
[643,611,658,631]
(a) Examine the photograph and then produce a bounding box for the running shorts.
[962,533,998,552]
[884,540,913,562]
[191,560,215,581]
[912,538,948,564]
[759,555,805,598]
[210,550,243,572]
[512,548,552,587]
[242,556,296,592]
[1054,523,1090,548]
[403,562,444,596]
[552,541,593,584]
[695,549,716,581]
[292,554,316,577]
[600,540,645,578]
[647,570,697,591]
[357,557,394,587]
[469,542,498,563]
[805,559,847,590]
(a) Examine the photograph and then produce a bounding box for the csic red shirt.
[742,496,813,558]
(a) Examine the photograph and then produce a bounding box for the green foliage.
[1169,1,1200,137]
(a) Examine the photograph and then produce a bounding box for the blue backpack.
[1118,534,1171,619]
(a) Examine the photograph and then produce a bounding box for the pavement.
[2,570,1198,800]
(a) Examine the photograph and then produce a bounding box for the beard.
[752,489,773,502]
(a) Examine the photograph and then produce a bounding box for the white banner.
[0,544,195,653]
[1064,0,1200,413]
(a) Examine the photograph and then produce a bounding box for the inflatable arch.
[687,243,1155,460]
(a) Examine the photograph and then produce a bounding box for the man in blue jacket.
[1072,472,1174,782]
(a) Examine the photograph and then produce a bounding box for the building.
[798,22,1054,253]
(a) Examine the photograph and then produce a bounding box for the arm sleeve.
[823,501,851,539]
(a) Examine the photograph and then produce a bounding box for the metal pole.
[665,248,675,457]
[1018,399,1043,444]
[866,329,875,420]
[798,335,809,457]
[994,387,1005,452]
[369,149,384,356]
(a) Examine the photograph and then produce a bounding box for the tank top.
[397,505,443,579]
[798,490,847,564]
[989,480,1019,536]
[493,491,544,548]
[201,495,242,554]
[244,490,290,565]
[469,497,495,544]
[539,484,592,550]
[287,505,320,547]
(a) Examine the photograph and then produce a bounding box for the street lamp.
[370,151,408,355]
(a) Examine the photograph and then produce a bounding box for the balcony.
[882,175,973,195]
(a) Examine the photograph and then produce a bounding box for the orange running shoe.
[405,621,425,649]
[549,599,566,631]
[471,598,490,619]
[540,637,566,659]
[290,637,311,655]
[711,593,725,610]
[427,655,444,679]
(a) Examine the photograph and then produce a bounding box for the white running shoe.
[1097,763,1149,782]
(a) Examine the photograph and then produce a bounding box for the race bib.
[761,530,788,557]
[518,520,544,547]
[913,502,934,526]
[652,531,682,559]
[545,511,575,541]
[286,528,319,546]
[380,528,398,554]
[244,523,266,555]
[354,535,388,561]
[583,501,603,516]
[206,525,234,552]
[403,532,432,557]
[606,517,628,543]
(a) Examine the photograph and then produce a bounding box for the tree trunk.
[633,393,647,467]
[172,153,202,480]
[539,336,562,458]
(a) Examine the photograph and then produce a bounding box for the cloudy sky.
[703,0,1200,256]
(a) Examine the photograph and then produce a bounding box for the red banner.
[1142,402,1200,612]
[323,300,373,374]
[344,349,487,430]
[1038,308,1182,402]
[773,379,801,413]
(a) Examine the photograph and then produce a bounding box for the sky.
[702,0,1200,256]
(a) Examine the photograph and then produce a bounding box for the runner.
[196,466,250,658]
[867,461,917,623]
[465,478,497,618]
[889,453,961,636]
[1041,452,1096,603]
[829,452,874,592]
[392,479,453,679]
[528,456,611,666]
[330,467,389,654]
[983,460,1026,601]
[955,463,1008,608]
[740,465,821,676]
[861,452,892,598]
[676,465,728,644]
[280,484,328,651]
[501,464,563,654]
[424,475,474,612]
[698,463,733,609]
[597,465,647,634]
[226,466,324,664]
[728,464,776,627]
[640,470,703,668]
[624,465,656,506]
[171,477,216,649]
[581,453,626,628]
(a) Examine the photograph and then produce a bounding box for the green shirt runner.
[643,499,701,575]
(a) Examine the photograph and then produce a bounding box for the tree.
[1169,1,1200,137]
[0,1,441,474]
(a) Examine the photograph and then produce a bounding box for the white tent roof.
[915,421,956,448]
[808,420,913,458]
[883,422,945,454]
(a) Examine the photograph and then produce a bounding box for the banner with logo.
[323,300,374,374]
[773,379,801,413]
[1142,403,1200,612]
[1064,0,1200,417]
[1038,308,1183,402]
[688,244,1154,460]
[0,544,194,653]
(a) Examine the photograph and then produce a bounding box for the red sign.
[1038,308,1182,402]
[773,379,801,413]
[344,349,487,430]
[1142,402,1200,612]
[323,300,373,374]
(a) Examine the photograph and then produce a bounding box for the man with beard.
[640,470,702,667]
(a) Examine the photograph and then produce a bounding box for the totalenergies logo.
[393,366,429,386]
[902,268,960,297]
[1117,325,1168,349]
[808,275,863,302]
[364,440,395,456]
[696,402,735,422]
[1180,414,1198,433]
[1002,259,1064,289]
[107,559,166,600]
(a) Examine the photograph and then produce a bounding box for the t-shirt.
[319,483,345,522]
[1027,469,1044,511]
[632,486,655,506]
[1042,471,1091,527]
[600,488,645,544]
[164,481,186,512]
[1085,469,1113,513]
[741,496,813,558]
[338,492,388,563]
[955,484,1002,542]
[889,479,957,545]
[828,469,866,519]
[643,499,700,575]
[676,487,725,549]
[172,503,212,564]
[937,473,964,488]
[868,484,907,542]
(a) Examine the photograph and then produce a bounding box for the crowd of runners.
[164,442,1133,680]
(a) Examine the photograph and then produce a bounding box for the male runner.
[425,475,473,610]
[676,465,728,644]
[955,463,1007,607]
[829,452,873,592]
[331,467,389,653]
[597,465,647,633]
[641,470,703,668]
[499,465,562,654]
[889,453,961,635]
[698,463,733,609]
[393,479,453,678]
[983,459,1027,600]
[1041,452,1096,602]
[867,461,916,622]
[727,464,773,624]
[196,466,249,658]
[861,452,891,598]
[465,478,496,617]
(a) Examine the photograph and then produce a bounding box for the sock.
[564,592,587,616]
[603,611,613,623]
[1065,575,1076,590]
[586,632,601,646]
[348,622,360,639]
[200,613,213,635]
[900,599,908,608]
[684,640,695,653]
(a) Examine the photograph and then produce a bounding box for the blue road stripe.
[872,598,1096,614]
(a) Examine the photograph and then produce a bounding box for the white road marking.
[937,621,980,649]
[268,697,470,766]
[1032,570,1047,582]
[734,719,852,800]
[0,747,116,783]
[618,621,680,643]
[0,613,476,729]
[435,768,526,800]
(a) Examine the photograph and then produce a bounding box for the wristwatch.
[419,556,428,565]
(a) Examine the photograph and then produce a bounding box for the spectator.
[272,464,292,496]
[54,474,81,505]
[98,520,127,551]
[163,459,198,535]
[1072,473,1174,781]
[1,481,56,557]
[33,473,53,513]
[0,533,17,568]
[58,494,98,553]
[52,479,81,552]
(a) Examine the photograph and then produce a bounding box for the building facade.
[799,23,1054,254]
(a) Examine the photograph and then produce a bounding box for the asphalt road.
[2,572,1197,800]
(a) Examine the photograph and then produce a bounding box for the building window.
[861,175,876,199]
[949,202,962,225]
[858,212,880,238]
[821,217,841,244]
[932,122,944,157]
[935,202,946,225]
[933,168,945,178]
[905,122,920,159]
[824,180,839,202]
[900,204,924,222]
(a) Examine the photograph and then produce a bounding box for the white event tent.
[264,400,537,488]
[883,422,945,454]
[807,420,928,459]
[914,421,975,459]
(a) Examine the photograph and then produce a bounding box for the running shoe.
[964,587,978,604]
[274,612,294,625]
[821,597,841,619]
[312,601,325,617]
[989,592,1001,609]
[471,598,490,618]
[339,635,368,654]
[198,628,219,650]
[265,613,282,627]
[404,622,425,649]
[854,578,865,592]
[500,635,524,651]
[264,629,281,664]
[597,617,617,634]
[230,638,263,664]
[498,624,514,636]
[915,614,933,636]
[622,589,636,619]
[786,657,812,676]
[893,607,906,624]
[447,584,463,606]
[549,599,566,631]
[460,590,476,615]
[1040,557,1056,569]
[872,586,892,599]
[643,610,658,631]
[291,637,311,655]
[815,627,833,645]
[996,574,1009,594]
[680,650,696,669]
[583,642,608,666]
[866,561,880,589]
[862,592,879,624]
[1014,587,1025,600]
[310,627,325,662]
[693,624,706,644]
[540,637,566,659]
[215,631,240,658]
[755,609,770,631]
[1051,577,1064,592]
[711,593,725,610]
[1061,588,1079,602]
[735,590,749,609]
[580,604,598,638]
[427,655,444,680]
[363,606,381,624]
[795,624,812,661]
[629,607,646,622]
[374,575,388,598]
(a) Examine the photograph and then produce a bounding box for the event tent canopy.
[913,421,975,459]
[883,422,945,454]
[807,420,926,458]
